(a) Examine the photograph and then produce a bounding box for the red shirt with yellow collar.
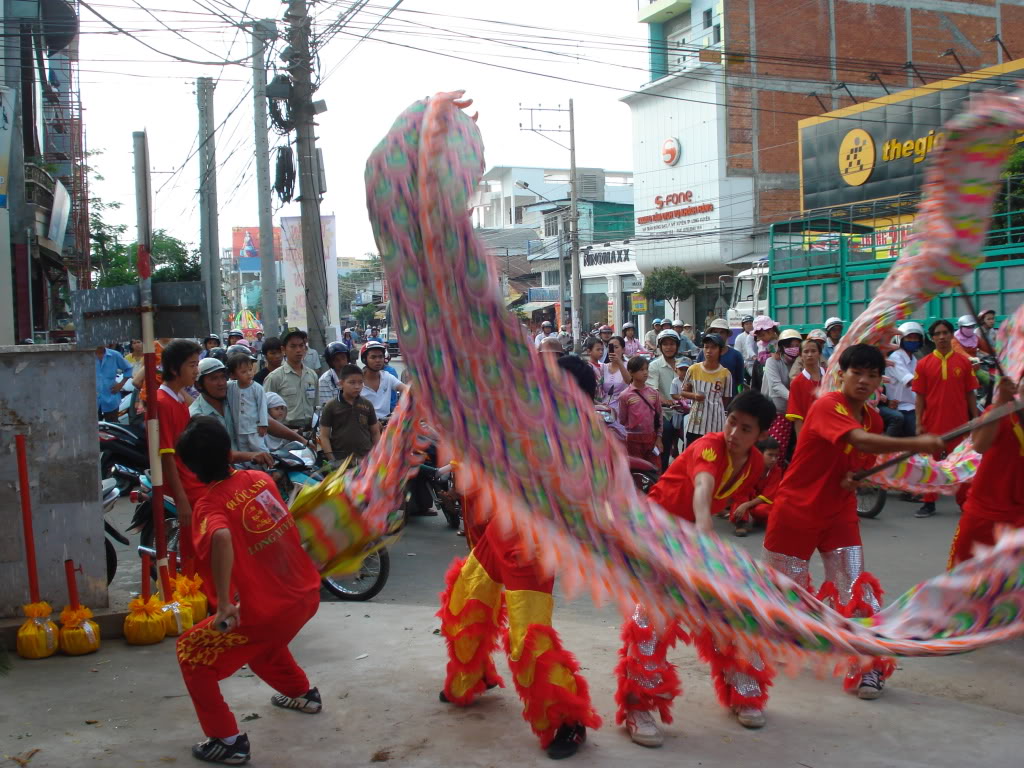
[912,349,979,437]
[648,433,763,521]
[962,407,1024,523]
[772,391,882,527]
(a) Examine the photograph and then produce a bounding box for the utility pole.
[519,101,581,346]
[197,76,222,334]
[251,19,279,337]
[286,0,329,352]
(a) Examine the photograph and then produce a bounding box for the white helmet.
[622,322,635,330]
[656,329,681,344]
[957,314,977,328]
[897,321,925,338]
[825,316,844,331]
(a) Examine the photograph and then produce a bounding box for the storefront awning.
[517,301,555,313]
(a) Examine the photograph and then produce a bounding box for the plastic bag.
[123,596,166,646]
[16,601,58,659]
[59,606,100,656]
[174,574,208,623]
[161,599,194,637]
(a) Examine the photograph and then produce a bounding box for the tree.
[641,267,699,320]
[354,304,378,329]
[338,254,382,315]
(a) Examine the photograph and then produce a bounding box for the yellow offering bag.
[123,595,166,645]
[59,606,101,655]
[16,601,58,659]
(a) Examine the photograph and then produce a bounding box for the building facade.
[627,0,1024,325]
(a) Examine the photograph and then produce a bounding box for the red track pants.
[177,590,319,738]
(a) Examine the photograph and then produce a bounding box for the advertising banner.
[279,215,340,339]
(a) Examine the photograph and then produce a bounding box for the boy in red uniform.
[763,344,942,700]
[615,390,777,747]
[175,417,322,765]
[911,319,979,517]
[948,375,1024,567]
[730,437,782,536]
[437,356,602,760]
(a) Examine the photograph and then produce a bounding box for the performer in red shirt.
[948,376,1024,567]
[764,344,942,701]
[437,356,602,760]
[911,319,979,517]
[174,417,322,765]
[615,390,775,748]
[730,437,782,535]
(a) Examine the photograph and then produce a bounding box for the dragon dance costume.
[438,485,601,749]
[615,433,772,726]
[763,391,895,692]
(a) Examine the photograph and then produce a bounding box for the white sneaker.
[857,669,885,700]
[625,709,663,747]
[734,706,766,728]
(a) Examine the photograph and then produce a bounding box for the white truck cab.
[725,260,769,331]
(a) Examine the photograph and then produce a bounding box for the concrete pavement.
[4,494,1024,767]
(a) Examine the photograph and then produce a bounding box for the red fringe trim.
[841,655,898,692]
[816,573,884,619]
[436,556,507,706]
[504,623,602,748]
[693,629,774,711]
[612,616,686,724]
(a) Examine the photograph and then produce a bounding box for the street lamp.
[515,180,567,326]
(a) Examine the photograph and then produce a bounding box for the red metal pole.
[141,552,151,602]
[16,434,40,604]
[64,559,80,610]
[169,551,178,577]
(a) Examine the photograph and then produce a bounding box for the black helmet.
[209,348,227,362]
[325,342,351,366]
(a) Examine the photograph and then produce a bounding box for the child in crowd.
[616,391,777,747]
[264,393,290,453]
[318,364,380,468]
[226,351,269,453]
[668,361,692,460]
[763,344,943,701]
[730,437,782,537]
[679,333,733,447]
[618,356,663,466]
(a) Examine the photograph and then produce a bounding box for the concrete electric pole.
[251,19,279,337]
[197,76,222,335]
[286,0,329,353]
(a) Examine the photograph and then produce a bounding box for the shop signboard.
[631,293,648,313]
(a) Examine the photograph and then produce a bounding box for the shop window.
[703,8,712,29]
[544,215,559,237]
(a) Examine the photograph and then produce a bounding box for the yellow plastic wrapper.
[16,601,58,659]
[174,574,208,623]
[123,595,166,646]
[161,599,194,636]
[58,605,101,655]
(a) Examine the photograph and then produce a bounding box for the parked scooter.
[102,477,130,585]
[99,420,148,494]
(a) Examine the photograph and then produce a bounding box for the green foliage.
[354,304,378,328]
[641,267,699,317]
[338,254,382,315]
[990,145,1024,246]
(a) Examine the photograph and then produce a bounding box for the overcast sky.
[79,1,643,259]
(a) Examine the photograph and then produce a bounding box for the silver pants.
[763,545,881,615]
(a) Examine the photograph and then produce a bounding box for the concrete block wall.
[0,344,105,617]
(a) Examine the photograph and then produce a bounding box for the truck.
[725,205,1024,334]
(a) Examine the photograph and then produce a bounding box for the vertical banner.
[0,87,14,208]
[322,215,340,341]
[280,215,340,336]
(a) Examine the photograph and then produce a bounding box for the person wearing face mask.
[882,322,923,438]
[952,315,980,361]
[760,328,800,460]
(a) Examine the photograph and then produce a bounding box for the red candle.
[141,553,151,602]
[64,559,80,610]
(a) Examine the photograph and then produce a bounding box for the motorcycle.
[855,485,888,519]
[102,477,130,585]
[99,420,148,494]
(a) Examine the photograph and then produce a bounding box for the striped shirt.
[682,362,733,436]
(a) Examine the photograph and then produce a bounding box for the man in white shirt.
[644,319,663,353]
[734,315,756,382]
[883,321,923,437]
[534,320,558,349]
[360,341,408,420]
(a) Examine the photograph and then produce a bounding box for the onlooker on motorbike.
[952,314,981,361]
[264,330,320,431]
[254,336,283,385]
[671,319,700,358]
[174,416,323,767]
[340,328,356,352]
[319,363,380,468]
[821,317,844,361]
[644,319,663,353]
[911,319,979,518]
[597,325,614,362]
[735,315,756,381]
[226,329,245,347]
[557,324,573,354]
[750,315,780,391]
[534,320,558,349]
[604,335,632,406]
[95,342,134,421]
[191,358,273,467]
[618,355,662,466]
[880,322,923,438]
[976,309,997,354]
[680,321,696,342]
[367,326,384,344]
[621,322,643,357]
[200,334,221,360]
[360,341,407,421]
[319,342,353,407]
[226,351,269,454]
[539,336,564,359]
[252,331,264,356]
[649,329,683,470]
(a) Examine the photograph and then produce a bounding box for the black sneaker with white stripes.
[857,669,885,700]
[271,686,322,714]
[191,734,250,765]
